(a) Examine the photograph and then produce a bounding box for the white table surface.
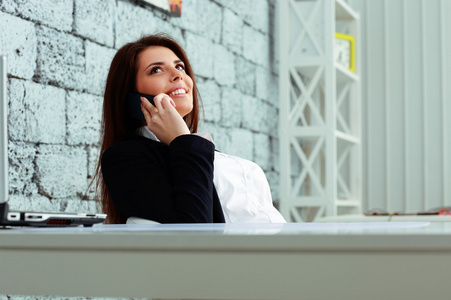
[1,222,451,300]
[317,214,451,222]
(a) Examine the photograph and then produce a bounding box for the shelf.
[335,0,359,21]
[292,62,325,80]
[335,63,359,84]
[335,130,360,144]
[335,200,361,207]
[290,56,324,67]
[279,0,361,222]
[291,126,326,137]
[291,196,328,206]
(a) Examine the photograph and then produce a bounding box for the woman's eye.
[150,67,162,74]
[175,64,185,71]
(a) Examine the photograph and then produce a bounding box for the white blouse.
[139,127,286,223]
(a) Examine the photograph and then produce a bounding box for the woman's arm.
[101,134,216,223]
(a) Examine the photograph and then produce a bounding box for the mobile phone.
[126,92,155,120]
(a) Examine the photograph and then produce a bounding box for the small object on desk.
[365,207,451,216]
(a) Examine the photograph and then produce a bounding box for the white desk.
[1,222,451,300]
[317,214,451,222]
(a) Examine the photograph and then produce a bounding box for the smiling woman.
[94,33,286,224]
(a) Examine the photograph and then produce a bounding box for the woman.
[95,33,286,224]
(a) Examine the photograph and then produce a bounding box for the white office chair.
[126,217,160,224]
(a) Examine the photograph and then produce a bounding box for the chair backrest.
[126,217,160,224]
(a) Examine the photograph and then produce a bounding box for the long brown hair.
[93,33,201,224]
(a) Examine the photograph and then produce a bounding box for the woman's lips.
[169,89,186,96]
[167,87,188,97]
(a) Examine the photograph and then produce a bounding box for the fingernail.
[171,100,176,107]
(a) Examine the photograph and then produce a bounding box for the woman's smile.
[166,86,188,97]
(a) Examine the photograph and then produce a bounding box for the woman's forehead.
[139,46,181,63]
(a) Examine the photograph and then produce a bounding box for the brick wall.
[0,0,279,216]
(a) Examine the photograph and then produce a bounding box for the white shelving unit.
[278,0,361,222]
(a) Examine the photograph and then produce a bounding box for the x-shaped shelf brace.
[336,83,352,134]
[337,144,352,198]
[290,205,326,222]
[289,66,325,127]
[290,136,326,199]
[289,0,325,57]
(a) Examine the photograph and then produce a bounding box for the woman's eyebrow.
[144,60,184,71]
[144,62,163,71]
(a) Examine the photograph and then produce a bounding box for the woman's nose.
[171,69,183,82]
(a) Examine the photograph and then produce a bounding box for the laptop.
[0,55,107,227]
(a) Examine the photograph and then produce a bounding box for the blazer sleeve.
[101,134,218,223]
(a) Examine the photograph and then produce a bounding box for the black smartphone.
[126,92,155,120]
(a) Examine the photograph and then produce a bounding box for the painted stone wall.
[0,0,279,217]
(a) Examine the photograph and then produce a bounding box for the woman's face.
[136,46,194,117]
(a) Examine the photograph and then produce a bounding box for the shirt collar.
[138,126,160,142]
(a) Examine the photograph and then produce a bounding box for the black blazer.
[101,134,225,223]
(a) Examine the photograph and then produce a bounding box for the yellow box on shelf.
[334,32,355,72]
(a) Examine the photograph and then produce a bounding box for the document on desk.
[11,221,431,235]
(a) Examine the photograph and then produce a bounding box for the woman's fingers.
[140,93,189,145]
[140,103,151,125]
[140,96,154,112]
[153,93,176,113]
[152,94,165,111]
[160,96,175,112]
[140,96,155,121]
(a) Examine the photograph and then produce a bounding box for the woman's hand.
[140,93,190,145]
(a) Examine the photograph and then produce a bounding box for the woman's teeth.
[169,89,186,96]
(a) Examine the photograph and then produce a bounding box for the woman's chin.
[177,104,194,118]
